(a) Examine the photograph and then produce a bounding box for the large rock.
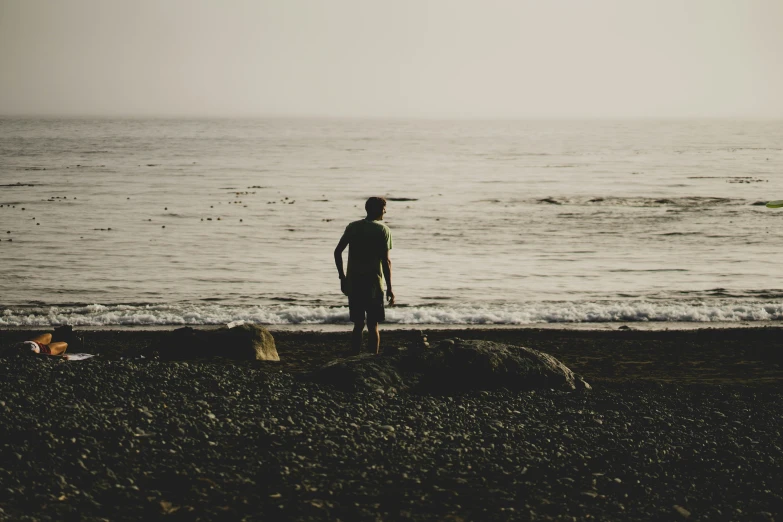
[307,338,590,393]
[158,324,279,361]
[221,323,279,361]
[413,338,590,392]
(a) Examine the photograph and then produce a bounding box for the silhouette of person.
[334,197,394,355]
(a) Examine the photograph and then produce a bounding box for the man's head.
[365,197,387,220]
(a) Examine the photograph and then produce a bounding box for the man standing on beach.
[334,197,394,355]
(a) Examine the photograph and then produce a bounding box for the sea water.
[1,117,782,326]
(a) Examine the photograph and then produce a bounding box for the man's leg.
[367,321,380,355]
[48,342,68,356]
[31,333,52,345]
[351,321,365,355]
[365,290,384,355]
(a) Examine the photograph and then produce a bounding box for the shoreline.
[1,320,780,332]
[2,325,782,386]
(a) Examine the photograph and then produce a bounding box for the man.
[9,332,69,358]
[334,197,394,355]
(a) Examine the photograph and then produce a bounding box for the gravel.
[0,354,782,521]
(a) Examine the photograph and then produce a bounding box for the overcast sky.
[1,0,782,118]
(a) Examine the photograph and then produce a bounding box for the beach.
[4,1,783,518]
[1,326,781,520]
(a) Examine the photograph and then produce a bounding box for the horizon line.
[2,112,783,122]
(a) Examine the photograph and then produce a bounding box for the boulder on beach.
[308,338,590,393]
[159,324,279,361]
[414,338,591,392]
[220,323,279,361]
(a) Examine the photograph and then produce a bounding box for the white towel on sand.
[66,353,96,361]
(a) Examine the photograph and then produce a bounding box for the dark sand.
[1,326,782,520]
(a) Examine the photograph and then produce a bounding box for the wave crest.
[2,301,782,327]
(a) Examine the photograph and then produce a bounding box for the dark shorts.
[349,290,385,324]
[34,341,51,354]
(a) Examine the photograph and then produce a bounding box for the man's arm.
[334,237,349,280]
[381,250,394,306]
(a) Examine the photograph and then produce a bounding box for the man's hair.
[365,197,387,217]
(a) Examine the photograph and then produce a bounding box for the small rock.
[673,505,691,518]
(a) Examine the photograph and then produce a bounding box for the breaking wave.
[2,301,783,327]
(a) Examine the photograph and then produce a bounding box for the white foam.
[1,301,782,327]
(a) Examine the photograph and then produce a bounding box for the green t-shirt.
[342,219,393,298]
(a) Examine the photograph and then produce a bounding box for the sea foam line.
[2,301,783,326]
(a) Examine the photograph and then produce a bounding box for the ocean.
[1,117,782,327]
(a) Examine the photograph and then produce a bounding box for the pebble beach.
[4,7,783,521]
[1,326,782,521]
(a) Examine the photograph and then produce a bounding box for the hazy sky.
[1,0,782,118]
